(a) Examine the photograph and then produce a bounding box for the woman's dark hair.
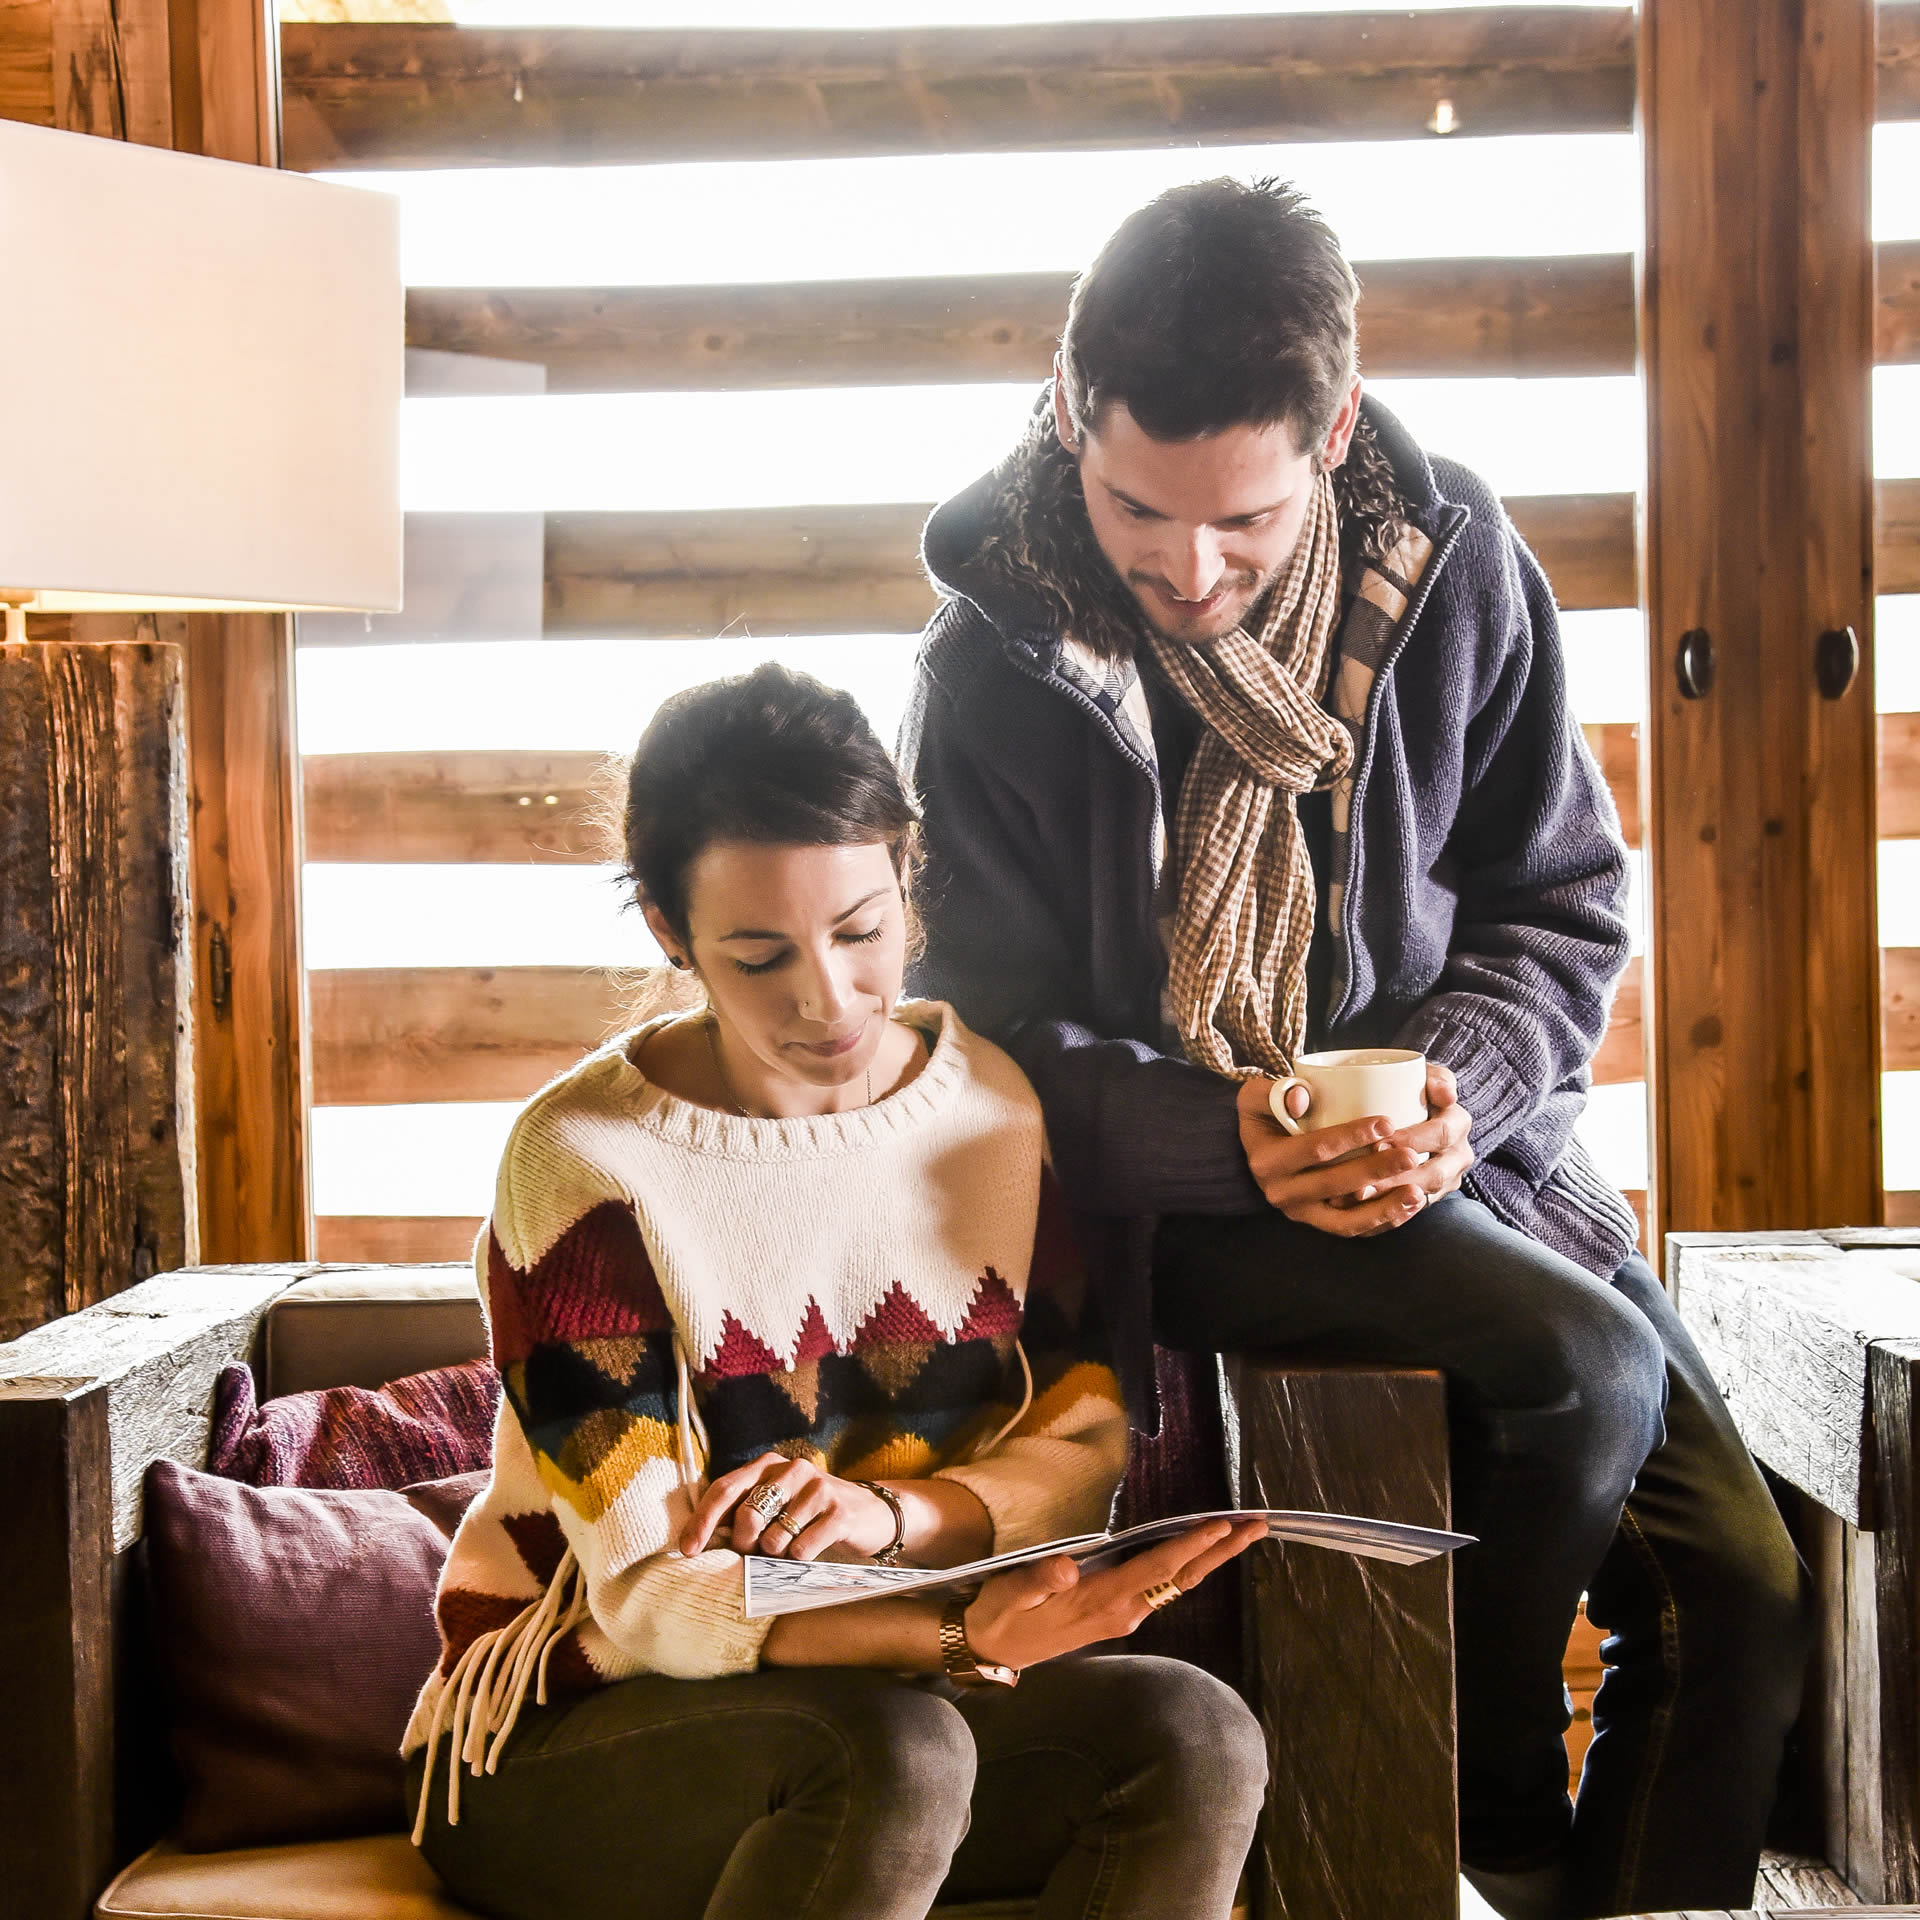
[622,662,921,945]
[1058,176,1407,571]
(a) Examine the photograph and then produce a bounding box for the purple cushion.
[207,1358,499,1490]
[143,1459,486,1850]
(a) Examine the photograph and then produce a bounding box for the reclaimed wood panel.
[312,1215,484,1261]
[302,750,618,864]
[307,964,629,1105]
[1227,1362,1455,1920]
[1883,716,1920,841]
[1885,479,1920,597]
[0,643,197,1342]
[1640,0,1881,1242]
[296,487,1920,645]
[1884,1,1920,120]
[404,243,1920,392]
[280,9,1638,171]
[1869,1337,1920,1901]
[1668,1238,1920,1528]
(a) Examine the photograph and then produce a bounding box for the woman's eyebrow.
[715,888,889,943]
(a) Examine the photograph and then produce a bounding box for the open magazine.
[743,1508,1473,1619]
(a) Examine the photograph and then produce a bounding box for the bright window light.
[311,1103,521,1218]
[304,863,648,970]
[1575,1080,1647,1194]
[334,135,1640,289]
[1879,367,1920,479]
[1879,124,1920,243]
[297,635,920,756]
[453,0,1617,20]
[1881,598,1920,715]
[1883,842,1920,950]
[1884,1074,1920,1194]
[400,375,1643,514]
[1561,608,1646,727]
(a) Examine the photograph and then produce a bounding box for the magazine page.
[743,1509,1472,1619]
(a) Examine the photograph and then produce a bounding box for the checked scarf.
[1145,471,1350,1079]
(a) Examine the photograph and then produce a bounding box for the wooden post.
[170,0,313,1265]
[1226,1362,1456,1920]
[0,639,198,1340]
[1639,0,1881,1250]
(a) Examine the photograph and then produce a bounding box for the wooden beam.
[280,10,1637,173]
[1885,478,1920,597]
[1884,1,1920,120]
[313,1214,483,1261]
[405,255,1643,393]
[308,965,630,1105]
[1640,0,1881,1242]
[169,0,312,1265]
[1881,240,1920,365]
[302,750,619,863]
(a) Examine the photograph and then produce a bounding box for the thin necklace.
[706,1015,873,1118]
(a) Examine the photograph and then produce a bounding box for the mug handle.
[1268,1075,1310,1136]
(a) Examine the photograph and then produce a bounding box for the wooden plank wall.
[281,8,1920,1260]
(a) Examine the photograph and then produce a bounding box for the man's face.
[1060,382,1359,647]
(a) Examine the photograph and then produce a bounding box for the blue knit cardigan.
[900,398,1639,1417]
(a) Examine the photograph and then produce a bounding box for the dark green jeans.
[406,1652,1264,1920]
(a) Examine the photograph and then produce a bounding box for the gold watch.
[939,1594,1019,1690]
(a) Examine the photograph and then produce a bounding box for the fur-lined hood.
[920,388,1436,665]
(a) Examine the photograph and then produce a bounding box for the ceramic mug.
[1267,1047,1430,1136]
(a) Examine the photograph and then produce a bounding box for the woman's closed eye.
[730,925,886,976]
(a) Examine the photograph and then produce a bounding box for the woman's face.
[665,838,908,1096]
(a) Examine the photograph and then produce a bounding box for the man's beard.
[1122,562,1275,646]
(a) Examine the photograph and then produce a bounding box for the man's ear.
[1051,359,1080,454]
[1318,375,1365,469]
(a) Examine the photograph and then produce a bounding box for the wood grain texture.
[1226,1362,1455,1920]
[1670,1241,1920,1526]
[0,1386,113,1920]
[0,643,197,1342]
[1869,1338,1920,1903]
[308,964,629,1104]
[302,749,620,863]
[1883,2,1920,120]
[1639,0,1881,1242]
[0,0,55,125]
[312,1214,484,1261]
[1881,241,1920,365]
[185,613,311,1264]
[279,9,1637,172]
[1884,480,1920,597]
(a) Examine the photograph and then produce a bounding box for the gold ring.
[1142,1580,1183,1613]
[771,1511,804,1539]
[745,1485,788,1524]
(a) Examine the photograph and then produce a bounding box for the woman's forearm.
[760,1594,947,1669]
[889,1476,994,1567]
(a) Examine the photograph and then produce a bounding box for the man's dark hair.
[622,662,920,944]
[1057,175,1407,571]
[1059,176,1357,449]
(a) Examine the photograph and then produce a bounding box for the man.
[899,178,1807,1919]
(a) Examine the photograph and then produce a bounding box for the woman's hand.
[679,1452,897,1563]
[962,1518,1268,1671]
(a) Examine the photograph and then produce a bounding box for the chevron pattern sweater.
[405,1002,1128,1829]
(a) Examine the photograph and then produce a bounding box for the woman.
[404,663,1267,1920]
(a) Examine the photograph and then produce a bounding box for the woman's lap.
[408,1656,1262,1920]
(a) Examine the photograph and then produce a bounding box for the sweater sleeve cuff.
[1392,1001,1539,1158]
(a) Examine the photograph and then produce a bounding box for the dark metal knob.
[1816,626,1859,700]
[1675,628,1714,700]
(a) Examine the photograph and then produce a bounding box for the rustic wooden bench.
[0,1264,1458,1920]
[1673,1229,1920,1906]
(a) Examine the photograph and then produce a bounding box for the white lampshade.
[0,118,402,617]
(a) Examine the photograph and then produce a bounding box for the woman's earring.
[669,955,688,971]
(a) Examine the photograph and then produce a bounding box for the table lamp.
[0,117,402,637]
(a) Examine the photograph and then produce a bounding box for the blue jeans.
[1153,1194,1810,1918]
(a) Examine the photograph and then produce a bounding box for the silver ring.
[745,1484,788,1524]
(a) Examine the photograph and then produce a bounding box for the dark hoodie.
[899,396,1639,1418]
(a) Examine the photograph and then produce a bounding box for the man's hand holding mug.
[1234,1048,1475,1238]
